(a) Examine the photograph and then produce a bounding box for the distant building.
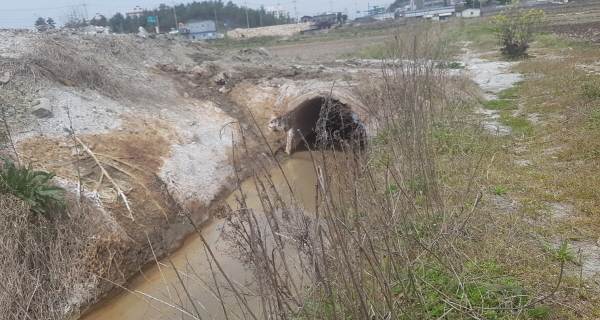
[313,13,337,29]
[403,6,455,19]
[372,12,395,21]
[126,6,144,18]
[300,16,313,23]
[265,5,290,19]
[298,14,336,29]
[184,20,219,40]
[456,8,481,18]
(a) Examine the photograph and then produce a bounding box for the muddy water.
[80,151,317,320]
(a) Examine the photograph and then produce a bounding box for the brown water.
[80,151,317,320]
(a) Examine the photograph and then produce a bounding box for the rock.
[258,47,271,56]
[218,86,230,94]
[212,72,228,85]
[0,71,11,84]
[191,66,205,75]
[138,27,149,38]
[58,142,75,148]
[32,98,53,118]
[59,78,75,86]
[188,81,198,87]
[183,92,189,98]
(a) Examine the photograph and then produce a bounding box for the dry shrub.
[0,190,119,320]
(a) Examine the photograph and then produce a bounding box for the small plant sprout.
[491,184,510,196]
[546,239,577,263]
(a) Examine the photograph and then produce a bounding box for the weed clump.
[0,158,65,213]
[492,2,545,58]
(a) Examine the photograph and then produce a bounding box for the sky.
[0,0,391,29]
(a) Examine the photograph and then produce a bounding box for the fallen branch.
[74,137,134,220]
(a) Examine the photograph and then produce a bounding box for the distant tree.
[337,12,342,22]
[34,17,47,31]
[342,14,348,22]
[109,12,125,33]
[107,1,289,34]
[46,17,56,29]
[466,0,481,7]
[99,16,108,27]
[388,0,410,11]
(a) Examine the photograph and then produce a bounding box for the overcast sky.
[0,0,389,29]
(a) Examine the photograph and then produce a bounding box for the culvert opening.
[284,96,364,153]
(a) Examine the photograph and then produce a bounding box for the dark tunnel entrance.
[284,97,365,153]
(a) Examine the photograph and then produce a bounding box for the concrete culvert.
[279,96,365,154]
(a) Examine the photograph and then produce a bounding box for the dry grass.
[0,34,150,101]
[0,190,122,320]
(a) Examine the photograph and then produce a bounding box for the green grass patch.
[497,87,520,99]
[581,83,600,101]
[500,116,534,136]
[483,99,518,110]
[490,184,510,196]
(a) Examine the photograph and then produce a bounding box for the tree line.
[51,0,292,34]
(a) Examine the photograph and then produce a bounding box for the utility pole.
[214,7,219,31]
[173,2,178,29]
[293,0,298,23]
[244,2,250,28]
[259,6,263,27]
[330,0,333,13]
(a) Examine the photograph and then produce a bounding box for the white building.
[184,20,220,40]
[265,5,290,19]
[456,8,481,18]
[126,6,144,18]
[403,6,455,18]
